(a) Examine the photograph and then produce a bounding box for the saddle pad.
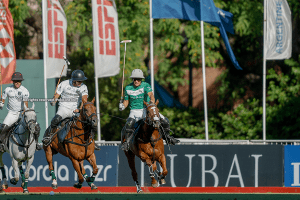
[57,121,72,143]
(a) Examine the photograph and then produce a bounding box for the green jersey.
[124,82,152,110]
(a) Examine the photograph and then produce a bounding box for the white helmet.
[130,69,145,79]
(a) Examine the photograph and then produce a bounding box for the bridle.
[145,103,161,128]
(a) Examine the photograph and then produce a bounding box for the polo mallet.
[54,56,70,95]
[120,40,132,101]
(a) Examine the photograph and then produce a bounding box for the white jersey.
[2,85,29,112]
[56,80,88,110]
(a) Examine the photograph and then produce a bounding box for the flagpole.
[92,0,102,142]
[149,0,155,96]
[42,0,49,129]
[201,21,209,141]
[263,0,267,142]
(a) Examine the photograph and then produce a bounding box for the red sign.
[0,0,16,84]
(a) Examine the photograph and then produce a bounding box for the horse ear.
[92,97,95,104]
[31,102,35,110]
[82,97,87,104]
[143,101,148,106]
[155,99,159,106]
[24,102,28,110]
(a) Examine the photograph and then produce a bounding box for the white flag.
[265,0,292,60]
[92,0,120,78]
[43,0,67,79]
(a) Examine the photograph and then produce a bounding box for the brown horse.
[123,100,168,193]
[43,98,98,190]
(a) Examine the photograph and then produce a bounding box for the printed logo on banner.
[284,145,300,187]
[0,146,118,187]
[118,145,284,187]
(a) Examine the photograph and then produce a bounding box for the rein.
[63,102,96,158]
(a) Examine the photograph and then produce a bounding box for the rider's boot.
[91,128,101,151]
[42,115,62,146]
[34,123,42,151]
[161,118,180,145]
[0,125,11,152]
[121,118,136,151]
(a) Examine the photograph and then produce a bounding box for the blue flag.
[152,0,242,70]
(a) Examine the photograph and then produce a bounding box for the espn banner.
[0,0,16,84]
[92,0,120,78]
[265,0,292,60]
[43,0,67,79]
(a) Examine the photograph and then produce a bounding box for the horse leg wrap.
[22,178,28,189]
[148,165,155,178]
[83,173,88,179]
[19,166,25,182]
[0,167,6,179]
[50,170,56,180]
[87,173,96,186]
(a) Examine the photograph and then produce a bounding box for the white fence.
[95,138,300,146]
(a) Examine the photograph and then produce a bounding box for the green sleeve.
[124,87,129,100]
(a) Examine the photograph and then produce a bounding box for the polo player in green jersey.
[119,69,179,151]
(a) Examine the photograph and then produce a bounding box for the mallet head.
[63,56,70,65]
[120,40,132,43]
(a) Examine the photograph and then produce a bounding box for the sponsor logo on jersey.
[127,88,144,96]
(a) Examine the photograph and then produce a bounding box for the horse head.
[81,97,98,129]
[23,102,37,134]
[144,99,160,128]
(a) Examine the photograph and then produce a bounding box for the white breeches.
[56,106,75,120]
[3,110,21,127]
[128,109,165,121]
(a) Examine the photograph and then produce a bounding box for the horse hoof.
[159,179,166,185]
[52,184,58,189]
[10,178,18,185]
[23,189,29,193]
[137,189,143,193]
[2,184,8,189]
[73,183,82,189]
[152,182,159,188]
[91,183,97,190]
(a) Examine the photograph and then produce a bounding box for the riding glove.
[119,103,125,111]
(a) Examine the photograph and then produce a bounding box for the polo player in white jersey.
[0,72,41,152]
[119,69,179,151]
[42,70,100,150]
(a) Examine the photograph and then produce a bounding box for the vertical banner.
[44,0,67,78]
[265,0,292,60]
[92,0,120,78]
[0,0,16,84]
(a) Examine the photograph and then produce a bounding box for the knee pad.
[125,118,136,130]
[51,115,62,128]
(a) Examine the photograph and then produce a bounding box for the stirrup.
[121,142,129,151]
[42,137,51,146]
[0,143,5,152]
[36,143,43,151]
[94,143,101,151]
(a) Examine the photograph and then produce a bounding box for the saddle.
[56,117,73,143]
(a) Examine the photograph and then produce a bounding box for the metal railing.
[95,139,300,146]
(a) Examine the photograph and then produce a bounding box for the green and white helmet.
[130,69,145,79]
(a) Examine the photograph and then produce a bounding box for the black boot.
[121,130,134,151]
[161,118,180,145]
[42,115,62,146]
[34,124,42,151]
[0,125,11,152]
[121,118,136,151]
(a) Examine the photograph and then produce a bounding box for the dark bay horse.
[123,100,168,193]
[43,98,98,190]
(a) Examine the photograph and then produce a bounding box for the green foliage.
[10,0,300,141]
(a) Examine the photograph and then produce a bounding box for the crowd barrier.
[0,143,299,187]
